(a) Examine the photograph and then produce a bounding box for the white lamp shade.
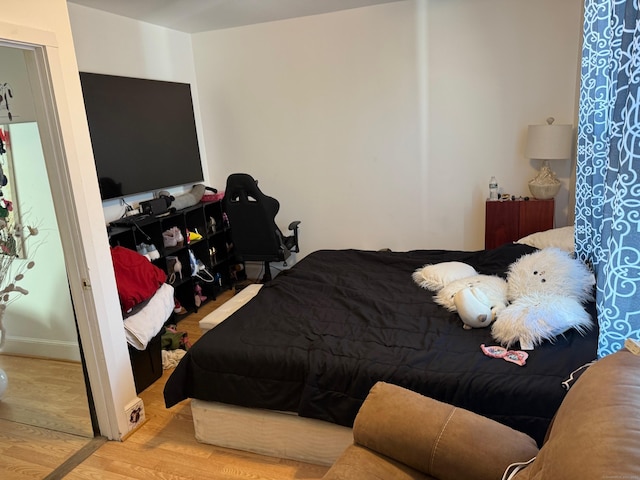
[525,123,573,159]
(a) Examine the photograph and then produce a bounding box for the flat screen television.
[79,72,204,201]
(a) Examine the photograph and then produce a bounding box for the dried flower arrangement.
[0,222,39,348]
[0,127,39,348]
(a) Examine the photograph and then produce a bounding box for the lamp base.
[528,160,561,199]
[528,181,561,200]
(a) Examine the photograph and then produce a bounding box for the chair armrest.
[286,221,301,252]
[353,382,539,480]
[288,220,301,231]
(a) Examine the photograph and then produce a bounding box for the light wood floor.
[0,355,93,438]
[4,286,330,479]
[0,342,94,478]
[0,418,95,479]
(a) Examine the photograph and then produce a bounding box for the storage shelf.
[109,200,245,314]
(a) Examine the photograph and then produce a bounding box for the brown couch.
[323,348,640,480]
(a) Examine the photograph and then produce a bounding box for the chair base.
[262,261,273,282]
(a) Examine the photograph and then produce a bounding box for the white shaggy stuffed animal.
[491,247,595,350]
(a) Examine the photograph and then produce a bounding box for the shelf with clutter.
[107,187,246,393]
[108,194,245,315]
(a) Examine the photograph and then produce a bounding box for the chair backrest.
[224,173,286,261]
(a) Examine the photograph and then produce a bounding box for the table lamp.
[524,117,573,199]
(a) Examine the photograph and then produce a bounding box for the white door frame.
[0,21,130,440]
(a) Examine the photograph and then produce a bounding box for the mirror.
[0,45,93,439]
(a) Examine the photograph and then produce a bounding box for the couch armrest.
[524,349,640,479]
[353,383,539,480]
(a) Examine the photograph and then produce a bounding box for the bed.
[164,243,598,463]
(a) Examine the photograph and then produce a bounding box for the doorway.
[0,46,94,438]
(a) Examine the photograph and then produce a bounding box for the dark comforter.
[164,244,597,445]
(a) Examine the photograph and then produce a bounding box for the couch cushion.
[520,348,640,479]
[323,444,431,480]
[353,382,539,480]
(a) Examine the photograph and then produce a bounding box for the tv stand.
[108,200,245,313]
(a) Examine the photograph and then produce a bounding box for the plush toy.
[491,247,595,350]
[413,247,596,347]
[412,262,508,329]
[158,184,206,212]
[412,261,478,291]
[435,275,508,329]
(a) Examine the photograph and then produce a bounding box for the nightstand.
[485,199,554,249]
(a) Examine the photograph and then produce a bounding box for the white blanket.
[124,283,174,350]
[162,348,187,369]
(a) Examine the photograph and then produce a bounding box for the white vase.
[0,368,7,398]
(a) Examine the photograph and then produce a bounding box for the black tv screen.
[79,72,204,201]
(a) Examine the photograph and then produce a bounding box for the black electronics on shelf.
[108,200,245,313]
[110,214,151,227]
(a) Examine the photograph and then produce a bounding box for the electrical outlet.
[125,398,145,432]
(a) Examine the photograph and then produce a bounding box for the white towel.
[124,283,174,350]
[162,348,187,369]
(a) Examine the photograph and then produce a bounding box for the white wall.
[67,0,582,254]
[193,0,582,253]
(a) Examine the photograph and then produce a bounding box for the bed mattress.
[164,244,598,445]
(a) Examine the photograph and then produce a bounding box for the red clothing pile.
[111,246,166,313]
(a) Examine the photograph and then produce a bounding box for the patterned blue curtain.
[576,0,640,358]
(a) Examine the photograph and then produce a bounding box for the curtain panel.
[576,0,640,358]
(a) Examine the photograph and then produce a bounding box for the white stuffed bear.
[412,262,508,329]
[491,247,595,350]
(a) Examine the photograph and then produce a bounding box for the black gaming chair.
[224,173,300,282]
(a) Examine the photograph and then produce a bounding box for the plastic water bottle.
[489,176,499,201]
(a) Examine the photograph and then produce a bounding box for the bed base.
[191,399,352,466]
[194,282,352,465]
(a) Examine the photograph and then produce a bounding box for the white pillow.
[412,262,478,291]
[516,225,575,252]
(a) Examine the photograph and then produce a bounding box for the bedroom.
[0,0,595,451]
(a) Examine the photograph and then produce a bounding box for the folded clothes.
[124,283,174,350]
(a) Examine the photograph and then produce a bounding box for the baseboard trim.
[0,335,81,362]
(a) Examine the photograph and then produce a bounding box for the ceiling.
[67,0,406,33]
